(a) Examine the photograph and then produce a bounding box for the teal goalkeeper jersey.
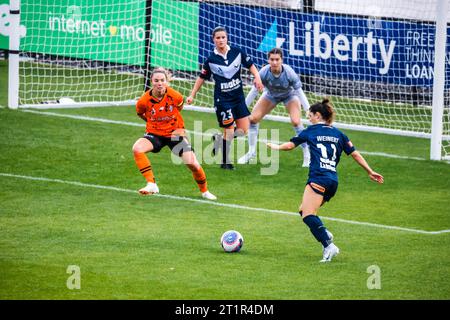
[259,64,303,100]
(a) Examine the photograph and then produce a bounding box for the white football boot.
[202,191,217,200]
[320,243,340,263]
[326,230,334,242]
[138,182,159,195]
[237,151,256,164]
[322,230,334,249]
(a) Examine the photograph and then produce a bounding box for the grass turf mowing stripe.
[21,109,430,162]
[1,172,449,235]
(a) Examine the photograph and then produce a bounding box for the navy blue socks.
[222,137,231,164]
[302,214,333,248]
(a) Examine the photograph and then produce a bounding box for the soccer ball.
[220,230,244,253]
[58,97,75,104]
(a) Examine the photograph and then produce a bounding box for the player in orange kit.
[132,67,217,200]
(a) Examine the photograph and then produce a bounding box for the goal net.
[10,0,450,160]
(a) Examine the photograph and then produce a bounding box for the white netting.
[16,0,450,159]
[19,0,146,105]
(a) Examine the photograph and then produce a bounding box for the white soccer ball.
[220,230,244,253]
[58,97,75,104]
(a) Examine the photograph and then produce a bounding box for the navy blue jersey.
[291,123,356,181]
[199,46,254,103]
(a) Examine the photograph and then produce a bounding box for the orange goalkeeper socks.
[134,152,155,183]
[192,166,208,193]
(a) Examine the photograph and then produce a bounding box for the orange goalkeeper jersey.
[136,87,185,137]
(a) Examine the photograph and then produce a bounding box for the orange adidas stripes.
[135,152,208,192]
[192,166,207,193]
[134,152,155,183]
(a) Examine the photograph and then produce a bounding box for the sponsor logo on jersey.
[153,115,175,122]
[220,78,241,91]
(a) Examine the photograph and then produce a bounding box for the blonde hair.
[150,67,170,81]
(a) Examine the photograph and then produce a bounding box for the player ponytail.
[310,98,336,125]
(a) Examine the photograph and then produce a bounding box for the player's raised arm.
[350,150,384,184]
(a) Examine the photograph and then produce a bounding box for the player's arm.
[267,141,296,151]
[187,62,210,104]
[186,77,205,104]
[288,66,310,113]
[268,133,306,150]
[177,99,184,111]
[350,151,384,184]
[249,64,264,92]
[136,96,147,122]
[137,112,147,122]
[174,90,185,111]
[296,87,310,113]
[175,97,184,111]
[245,85,259,107]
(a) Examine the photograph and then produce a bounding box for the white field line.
[1,172,449,235]
[21,109,430,162]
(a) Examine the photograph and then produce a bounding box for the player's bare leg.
[234,116,250,136]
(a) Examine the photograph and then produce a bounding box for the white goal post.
[430,0,449,160]
[6,0,450,160]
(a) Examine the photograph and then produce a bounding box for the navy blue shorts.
[306,177,338,202]
[214,99,250,128]
[144,133,193,157]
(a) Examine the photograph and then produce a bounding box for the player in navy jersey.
[267,99,384,262]
[238,48,311,167]
[186,26,263,170]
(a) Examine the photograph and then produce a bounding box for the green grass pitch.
[0,61,449,300]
